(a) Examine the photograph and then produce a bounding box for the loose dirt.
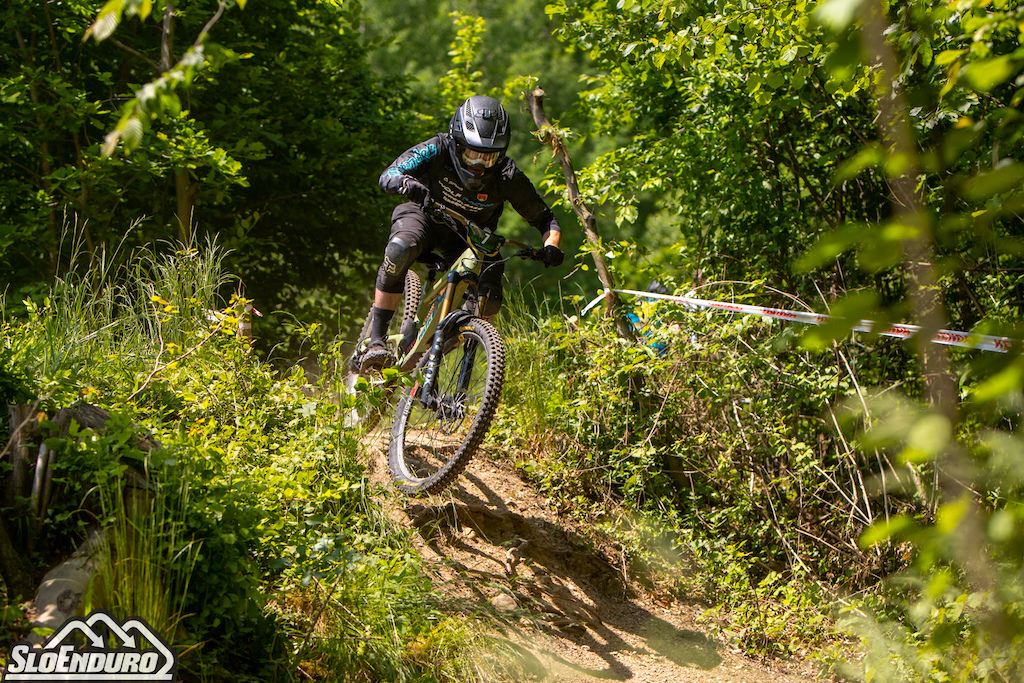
[359,432,821,682]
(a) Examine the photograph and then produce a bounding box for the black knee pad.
[375,237,419,293]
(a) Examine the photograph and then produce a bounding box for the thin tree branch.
[109,37,161,71]
[523,86,633,339]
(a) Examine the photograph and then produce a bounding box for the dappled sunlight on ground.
[358,430,817,682]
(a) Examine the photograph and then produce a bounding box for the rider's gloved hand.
[539,245,564,268]
[402,177,430,206]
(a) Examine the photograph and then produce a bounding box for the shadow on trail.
[401,461,723,680]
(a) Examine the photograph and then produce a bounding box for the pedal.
[359,345,394,374]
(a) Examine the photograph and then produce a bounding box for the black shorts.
[375,203,506,309]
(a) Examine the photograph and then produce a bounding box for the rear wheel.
[400,270,422,342]
[388,317,505,495]
[342,271,422,430]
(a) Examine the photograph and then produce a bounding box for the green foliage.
[0,602,31,652]
[801,0,1024,334]
[2,1,417,362]
[496,289,898,657]
[823,384,1024,680]
[82,0,239,155]
[0,345,33,408]
[526,0,1024,673]
[547,0,884,295]
[436,12,487,110]
[702,569,831,659]
[38,414,200,645]
[1,241,487,681]
[498,279,1023,673]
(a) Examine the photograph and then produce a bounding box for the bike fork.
[455,338,478,394]
[416,325,448,410]
[417,324,479,412]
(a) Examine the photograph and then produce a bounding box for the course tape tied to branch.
[583,288,1015,354]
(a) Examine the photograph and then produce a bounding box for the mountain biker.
[360,95,564,373]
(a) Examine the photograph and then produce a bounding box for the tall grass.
[8,223,233,401]
[493,287,560,434]
[89,464,201,648]
[5,227,563,681]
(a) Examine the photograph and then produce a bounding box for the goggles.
[459,146,503,170]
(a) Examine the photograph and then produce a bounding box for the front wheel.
[388,318,505,495]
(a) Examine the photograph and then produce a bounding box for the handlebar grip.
[513,248,541,260]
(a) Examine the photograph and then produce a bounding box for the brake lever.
[424,201,469,235]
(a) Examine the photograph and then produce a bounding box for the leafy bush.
[496,278,1024,677]
[0,241,487,682]
[495,286,965,657]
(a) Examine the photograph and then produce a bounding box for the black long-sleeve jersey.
[379,134,561,236]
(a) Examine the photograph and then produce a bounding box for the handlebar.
[423,201,468,231]
[511,244,544,262]
[422,200,545,262]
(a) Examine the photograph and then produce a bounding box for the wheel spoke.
[388,319,504,495]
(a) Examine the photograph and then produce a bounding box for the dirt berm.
[360,433,820,682]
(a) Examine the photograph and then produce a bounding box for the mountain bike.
[343,203,547,496]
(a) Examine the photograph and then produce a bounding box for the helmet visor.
[459,146,503,171]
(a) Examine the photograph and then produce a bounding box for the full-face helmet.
[448,96,510,190]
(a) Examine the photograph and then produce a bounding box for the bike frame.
[381,211,520,404]
[398,247,479,368]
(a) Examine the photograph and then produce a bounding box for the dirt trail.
[360,433,819,682]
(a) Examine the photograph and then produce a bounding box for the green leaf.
[87,4,121,43]
[860,515,914,548]
[963,55,1017,92]
[795,223,865,271]
[935,49,966,66]
[121,116,144,150]
[900,413,952,464]
[971,358,1024,402]
[989,510,1015,542]
[919,41,933,67]
[835,144,884,181]
[800,290,880,350]
[814,0,865,30]
[935,497,969,535]
[963,161,1024,200]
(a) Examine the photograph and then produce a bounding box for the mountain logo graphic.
[2,610,176,682]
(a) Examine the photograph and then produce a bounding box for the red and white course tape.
[584,288,1015,354]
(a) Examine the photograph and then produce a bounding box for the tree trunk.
[859,1,956,425]
[2,404,40,600]
[161,3,176,73]
[175,168,196,244]
[523,87,633,339]
[4,404,36,507]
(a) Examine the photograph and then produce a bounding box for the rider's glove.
[402,177,430,206]
[539,245,564,268]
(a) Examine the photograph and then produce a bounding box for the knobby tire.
[401,270,422,338]
[342,271,423,430]
[388,317,505,495]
